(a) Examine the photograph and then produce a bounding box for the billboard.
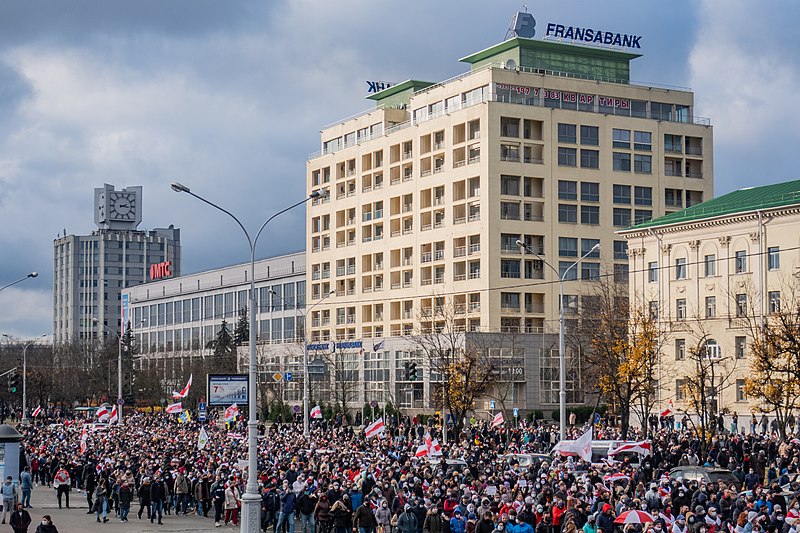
[207,374,248,406]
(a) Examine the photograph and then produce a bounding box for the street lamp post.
[0,272,37,294]
[3,333,46,423]
[171,181,320,533]
[93,318,143,425]
[269,288,334,437]
[517,240,599,441]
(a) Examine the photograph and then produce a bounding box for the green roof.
[459,37,641,65]
[365,79,435,102]
[628,180,800,231]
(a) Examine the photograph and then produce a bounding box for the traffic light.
[8,370,18,394]
[409,362,418,381]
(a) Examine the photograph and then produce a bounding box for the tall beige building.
[305,35,714,411]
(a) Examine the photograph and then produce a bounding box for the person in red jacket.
[551,497,566,533]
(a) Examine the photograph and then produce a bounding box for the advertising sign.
[207,374,248,406]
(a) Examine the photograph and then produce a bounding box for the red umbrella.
[614,510,655,524]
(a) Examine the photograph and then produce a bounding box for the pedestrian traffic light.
[8,370,18,393]
[409,362,418,381]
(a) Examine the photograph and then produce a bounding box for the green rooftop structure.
[629,179,800,230]
[459,37,640,83]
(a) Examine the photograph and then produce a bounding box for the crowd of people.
[9,409,800,533]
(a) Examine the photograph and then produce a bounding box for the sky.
[0,0,797,338]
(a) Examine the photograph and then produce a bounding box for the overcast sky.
[0,0,797,339]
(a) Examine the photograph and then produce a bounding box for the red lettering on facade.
[150,261,172,280]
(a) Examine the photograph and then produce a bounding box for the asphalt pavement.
[19,487,231,532]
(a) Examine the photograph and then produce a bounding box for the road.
[21,487,229,532]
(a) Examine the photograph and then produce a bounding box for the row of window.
[557,125,653,151]
[557,205,652,226]
[667,291,781,321]
[131,281,306,328]
[557,181,652,206]
[648,247,781,282]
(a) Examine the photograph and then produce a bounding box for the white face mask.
[41,521,49,526]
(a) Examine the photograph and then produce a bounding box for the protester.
[10,502,31,533]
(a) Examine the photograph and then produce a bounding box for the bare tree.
[409,299,495,436]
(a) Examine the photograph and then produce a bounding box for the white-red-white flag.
[660,399,674,417]
[172,374,193,399]
[224,403,239,422]
[31,405,42,418]
[491,411,505,428]
[424,433,443,456]
[415,444,429,457]
[96,404,110,421]
[310,405,322,419]
[109,405,119,424]
[165,402,183,414]
[365,417,385,438]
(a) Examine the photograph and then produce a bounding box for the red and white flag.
[96,404,110,422]
[31,405,42,418]
[660,399,674,417]
[491,411,505,428]
[609,440,652,457]
[224,403,239,422]
[165,402,183,414]
[109,405,119,424]
[228,432,244,440]
[424,433,443,456]
[79,425,88,455]
[415,444,429,457]
[310,405,323,419]
[554,427,593,462]
[172,374,193,399]
[364,417,385,439]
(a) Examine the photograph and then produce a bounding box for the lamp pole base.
[240,492,261,532]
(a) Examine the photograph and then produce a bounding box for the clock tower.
[94,183,142,230]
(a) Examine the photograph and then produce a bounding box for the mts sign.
[150,261,172,280]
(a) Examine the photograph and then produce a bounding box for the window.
[558,204,577,223]
[500,175,520,195]
[500,117,519,137]
[736,293,748,317]
[634,186,652,206]
[500,292,520,310]
[648,262,658,283]
[769,291,781,313]
[500,260,521,278]
[580,125,599,145]
[676,379,686,401]
[558,123,576,143]
[558,147,577,166]
[675,258,687,280]
[581,262,600,280]
[613,208,631,227]
[768,247,780,270]
[704,254,716,277]
[500,202,521,220]
[581,182,599,202]
[582,239,601,258]
[613,152,631,171]
[580,149,599,169]
[612,128,630,149]
[736,379,747,402]
[705,296,716,318]
[558,180,577,200]
[561,294,579,314]
[633,131,652,151]
[614,263,629,283]
[559,262,578,281]
[614,240,628,260]
[676,298,687,319]
[735,336,747,359]
[613,184,631,204]
[634,209,652,224]
[581,205,600,225]
[675,339,686,361]
[665,188,683,208]
[649,301,658,319]
[633,154,652,173]
[735,250,747,273]
[559,237,578,257]
[705,339,721,360]
[664,134,682,153]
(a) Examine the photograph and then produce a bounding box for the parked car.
[499,453,551,471]
[668,466,740,487]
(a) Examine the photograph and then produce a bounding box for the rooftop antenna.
[505,9,537,40]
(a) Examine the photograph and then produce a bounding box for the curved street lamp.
[0,272,38,294]
[172,181,321,533]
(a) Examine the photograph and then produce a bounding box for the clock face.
[109,192,136,221]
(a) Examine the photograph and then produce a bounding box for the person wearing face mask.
[704,508,721,533]
[423,506,444,533]
[671,515,687,533]
[551,498,565,533]
[34,515,57,533]
[376,500,392,533]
